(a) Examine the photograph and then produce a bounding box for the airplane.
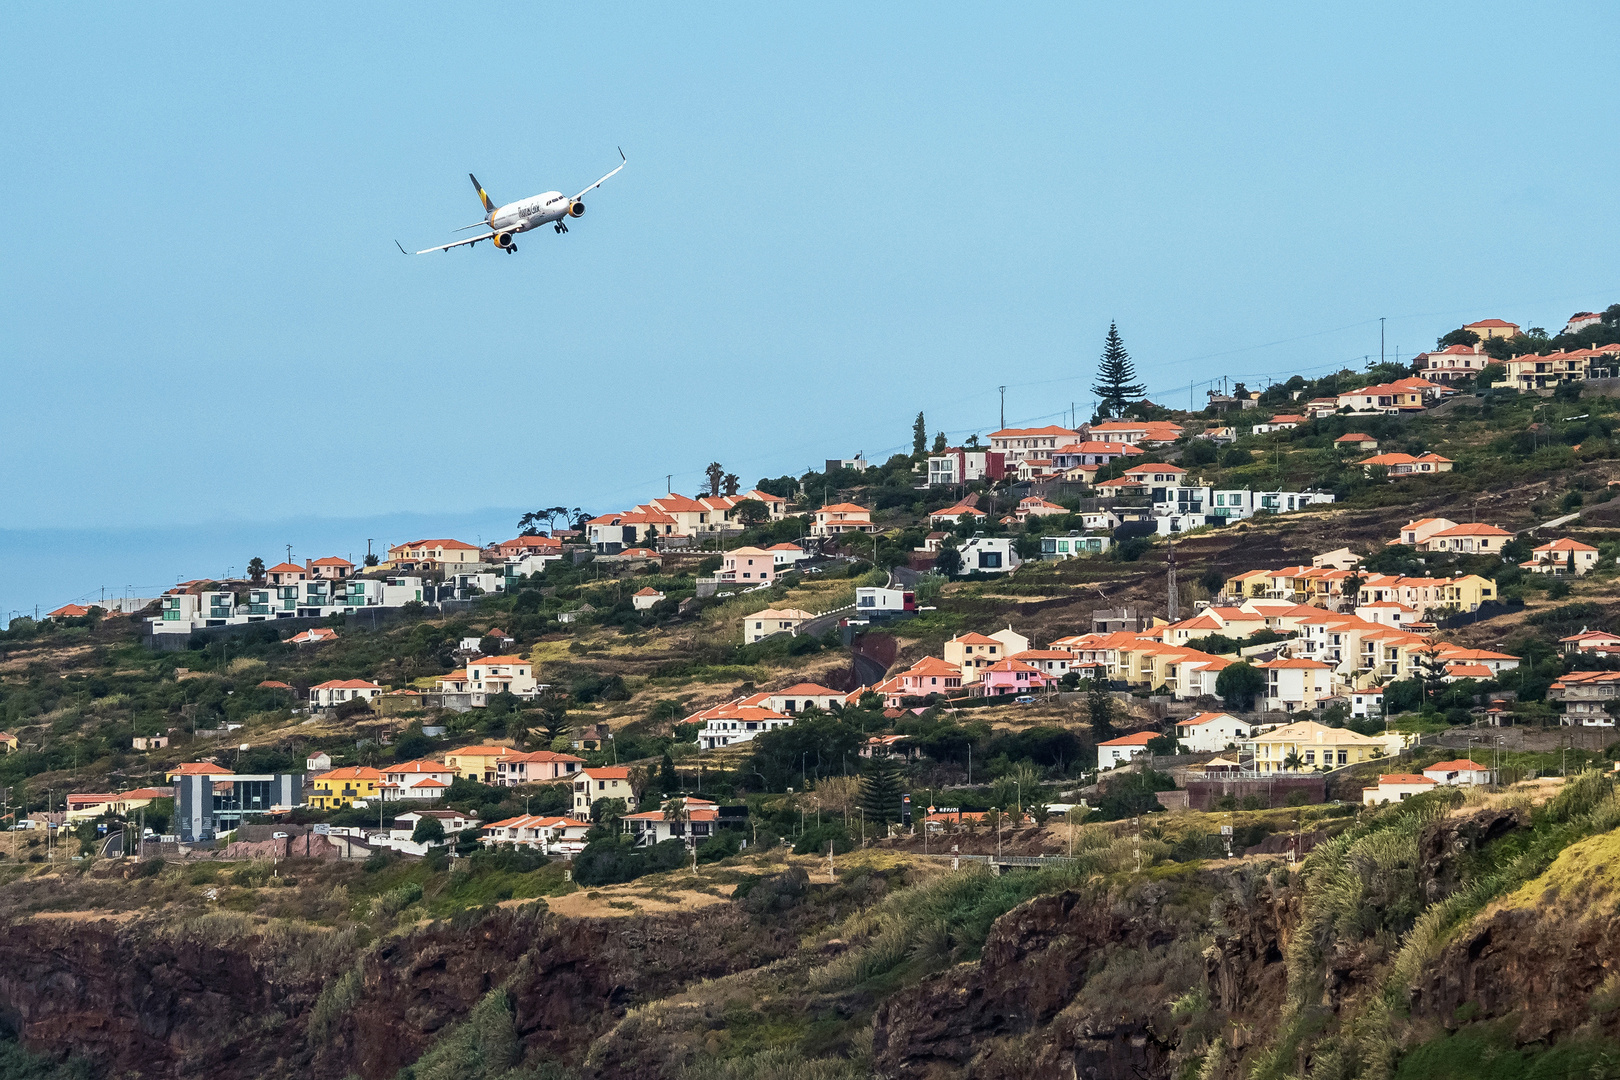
[399,149,626,255]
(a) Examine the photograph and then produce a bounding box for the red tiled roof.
[1098,731,1159,746]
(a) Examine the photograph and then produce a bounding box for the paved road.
[99,830,124,858]
[1524,511,1582,534]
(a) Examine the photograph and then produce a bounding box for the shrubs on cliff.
[399,989,521,1080]
[572,836,687,886]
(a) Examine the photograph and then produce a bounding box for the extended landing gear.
[505,244,517,254]
[554,221,569,234]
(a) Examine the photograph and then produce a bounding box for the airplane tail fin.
[469,174,495,214]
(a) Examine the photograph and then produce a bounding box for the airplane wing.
[405,233,497,255]
[571,147,627,202]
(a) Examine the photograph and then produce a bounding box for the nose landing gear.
[554,221,569,234]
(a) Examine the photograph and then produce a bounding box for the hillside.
[7,359,1620,1078]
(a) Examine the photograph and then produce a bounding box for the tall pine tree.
[1091,322,1146,418]
[912,411,927,456]
[858,755,905,826]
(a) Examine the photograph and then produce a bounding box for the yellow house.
[1251,720,1387,774]
[1225,570,1272,598]
[0,731,19,753]
[310,766,385,809]
[443,745,513,784]
[1442,575,1496,612]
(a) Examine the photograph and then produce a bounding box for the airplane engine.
[568,200,586,217]
[495,231,516,249]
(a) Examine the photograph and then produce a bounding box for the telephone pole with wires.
[998,385,1006,430]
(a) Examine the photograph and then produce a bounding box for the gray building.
[174,772,302,843]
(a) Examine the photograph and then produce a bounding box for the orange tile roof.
[1377,774,1435,785]
[47,604,93,618]
[819,502,871,513]
[309,556,353,566]
[773,683,843,696]
[311,679,382,690]
[1425,760,1491,773]
[582,766,631,779]
[316,766,386,780]
[1098,731,1159,746]
[989,425,1079,438]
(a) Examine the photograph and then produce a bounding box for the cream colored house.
[743,607,814,644]
[573,766,634,816]
[812,503,874,537]
[1251,720,1387,774]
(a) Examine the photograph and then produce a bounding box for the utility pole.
[1166,536,1179,622]
[666,474,672,494]
[1380,317,1386,367]
[285,544,292,564]
[998,386,1006,430]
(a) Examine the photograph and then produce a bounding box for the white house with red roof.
[1524,538,1599,576]
[1357,452,1454,478]
[631,587,665,611]
[480,814,591,854]
[930,502,987,525]
[1337,378,1443,414]
[1423,759,1494,786]
[1014,496,1068,521]
[1173,712,1252,753]
[381,760,457,801]
[1419,523,1512,555]
[265,562,308,586]
[1396,518,1457,546]
[812,503,874,537]
[286,627,338,646]
[987,425,1079,462]
[1097,731,1158,770]
[1087,421,1184,446]
[1252,414,1303,434]
[1334,433,1379,451]
[307,556,354,581]
[622,797,723,848]
[310,679,383,709]
[1414,342,1492,382]
[1256,657,1335,712]
[764,683,845,713]
[769,543,809,569]
[1009,649,1076,678]
[1363,773,1436,805]
[466,656,538,703]
[1560,630,1620,657]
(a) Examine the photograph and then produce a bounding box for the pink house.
[979,658,1052,697]
[720,547,778,585]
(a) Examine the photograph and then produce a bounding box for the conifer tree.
[858,754,904,826]
[1091,322,1146,418]
[912,412,927,456]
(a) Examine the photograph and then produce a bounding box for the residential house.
[1097,731,1158,769]
[887,656,965,703]
[306,752,332,771]
[1424,759,1494,786]
[310,766,385,809]
[481,814,591,854]
[1523,538,1600,576]
[586,509,677,553]
[47,604,93,619]
[1334,433,1379,451]
[1313,547,1360,570]
[1348,689,1383,718]
[1252,414,1303,434]
[1413,342,1491,382]
[165,761,235,781]
[979,658,1051,697]
[987,425,1079,462]
[1015,496,1068,521]
[812,503,874,537]
[1251,720,1388,774]
[622,797,724,847]
[1256,657,1335,712]
[310,679,382,710]
[495,535,564,560]
[1358,452,1454,477]
[1087,421,1185,446]
[1363,774,1437,804]
[765,683,845,714]
[826,454,870,472]
[1304,398,1340,419]
[287,627,338,646]
[495,750,585,786]
[742,607,815,644]
[1465,318,1520,340]
[1549,671,1620,727]
[944,633,1007,683]
[572,766,635,816]
[1009,649,1076,679]
[1174,712,1252,753]
[1420,523,1512,555]
[131,735,168,751]
[466,656,539,704]
[392,809,479,839]
[719,547,781,585]
[769,543,809,569]
[265,562,307,586]
[927,448,1007,486]
[1336,378,1441,414]
[1563,312,1604,335]
[1396,518,1458,546]
[632,587,665,611]
[381,760,457,801]
[1041,532,1112,559]
[1356,573,1495,615]
[387,539,482,571]
[930,503,987,526]
[307,556,354,580]
[1560,630,1620,657]
[956,535,1021,574]
[694,699,795,749]
[1504,350,1588,390]
[855,586,913,618]
[443,745,513,783]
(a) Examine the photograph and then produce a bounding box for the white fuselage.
[491,191,573,235]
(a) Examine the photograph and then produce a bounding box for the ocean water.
[0,508,532,624]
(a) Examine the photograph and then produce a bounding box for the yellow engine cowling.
[495,231,516,249]
[568,200,585,218]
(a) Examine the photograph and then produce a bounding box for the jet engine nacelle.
[495,231,517,249]
[568,200,585,217]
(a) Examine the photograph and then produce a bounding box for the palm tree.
[662,797,689,844]
[247,557,265,583]
[1283,751,1304,772]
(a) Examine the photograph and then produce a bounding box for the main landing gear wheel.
[506,244,516,254]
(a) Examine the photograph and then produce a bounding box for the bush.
[792,822,853,855]
[572,836,687,886]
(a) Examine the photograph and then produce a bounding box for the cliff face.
[0,902,795,1080]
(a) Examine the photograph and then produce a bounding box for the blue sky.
[2,3,1617,614]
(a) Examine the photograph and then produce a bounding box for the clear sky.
[2,3,1617,614]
